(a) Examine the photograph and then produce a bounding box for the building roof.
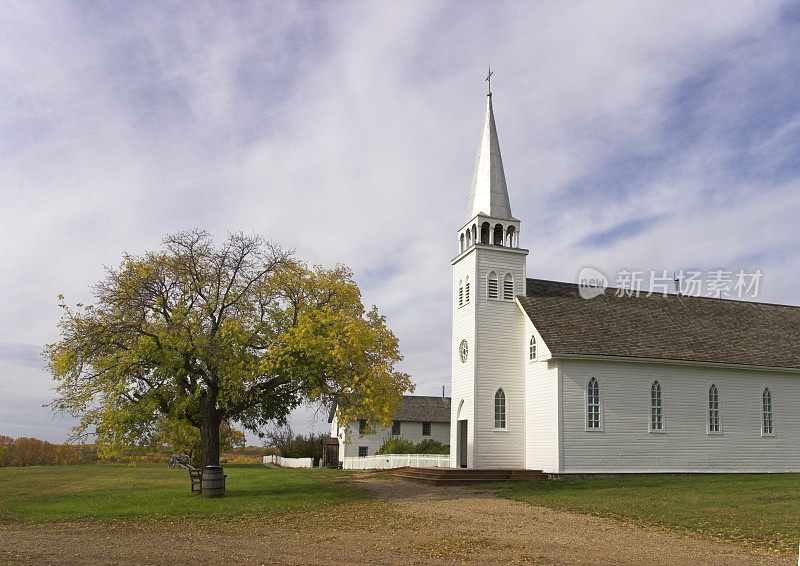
[518,278,800,370]
[393,395,451,422]
[465,94,514,223]
[329,395,451,423]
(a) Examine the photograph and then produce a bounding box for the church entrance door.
[457,420,468,468]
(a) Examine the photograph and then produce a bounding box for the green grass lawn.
[0,463,365,523]
[491,474,800,554]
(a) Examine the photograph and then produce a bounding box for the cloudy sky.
[2,1,800,443]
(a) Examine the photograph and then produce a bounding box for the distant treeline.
[0,436,94,467]
[0,435,275,467]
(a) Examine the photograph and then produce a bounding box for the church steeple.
[450,78,528,470]
[457,87,521,254]
[465,93,513,223]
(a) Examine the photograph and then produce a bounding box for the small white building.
[452,89,800,473]
[328,395,450,464]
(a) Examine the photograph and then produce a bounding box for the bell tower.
[450,85,528,469]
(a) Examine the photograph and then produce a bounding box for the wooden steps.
[387,466,546,486]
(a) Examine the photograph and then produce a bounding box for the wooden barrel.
[201,466,226,498]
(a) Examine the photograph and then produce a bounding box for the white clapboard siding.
[522,314,560,473]
[472,246,527,469]
[451,247,476,467]
[559,358,800,473]
[337,420,450,460]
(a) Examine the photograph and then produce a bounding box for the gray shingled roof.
[328,395,451,423]
[519,279,800,370]
[393,395,451,422]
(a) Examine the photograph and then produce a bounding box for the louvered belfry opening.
[487,272,498,299]
[503,273,514,300]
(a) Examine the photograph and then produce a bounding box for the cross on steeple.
[485,64,493,95]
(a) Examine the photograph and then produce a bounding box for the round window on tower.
[459,339,468,363]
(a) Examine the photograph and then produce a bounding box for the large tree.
[152,418,246,468]
[46,230,412,467]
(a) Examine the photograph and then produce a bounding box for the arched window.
[494,388,506,429]
[459,233,465,252]
[493,224,504,246]
[762,387,773,435]
[465,275,470,303]
[480,222,490,245]
[650,380,663,431]
[487,271,498,299]
[465,230,471,247]
[503,273,514,300]
[587,378,600,430]
[529,335,536,361]
[472,224,477,244]
[708,384,720,433]
[458,280,464,307]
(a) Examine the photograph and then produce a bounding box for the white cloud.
[1,1,798,442]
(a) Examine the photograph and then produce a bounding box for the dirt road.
[1,475,795,565]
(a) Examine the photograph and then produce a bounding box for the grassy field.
[491,473,800,553]
[4,464,798,557]
[0,463,365,523]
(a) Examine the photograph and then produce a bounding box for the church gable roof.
[519,278,800,370]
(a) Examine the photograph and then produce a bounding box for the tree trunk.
[200,401,222,468]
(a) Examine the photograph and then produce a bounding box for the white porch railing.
[343,453,450,470]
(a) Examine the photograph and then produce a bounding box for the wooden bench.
[189,468,202,493]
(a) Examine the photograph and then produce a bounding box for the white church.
[450,90,800,473]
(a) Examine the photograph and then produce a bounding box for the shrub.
[414,439,449,454]
[377,438,449,455]
[281,436,323,460]
[377,437,415,455]
[263,425,323,462]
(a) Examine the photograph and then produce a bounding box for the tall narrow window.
[494,388,506,429]
[503,273,514,300]
[391,421,401,436]
[358,419,366,434]
[422,422,431,436]
[587,378,600,430]
[487,271,498,299]
[529,335,537,361]
[762,388,773,435]
[458,280,464,307]
[465,276,470,303]
[708,384,720,433]
[650,380,663,431]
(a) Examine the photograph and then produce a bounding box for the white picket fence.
[343,453,451,470]
[262,454,314,468]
